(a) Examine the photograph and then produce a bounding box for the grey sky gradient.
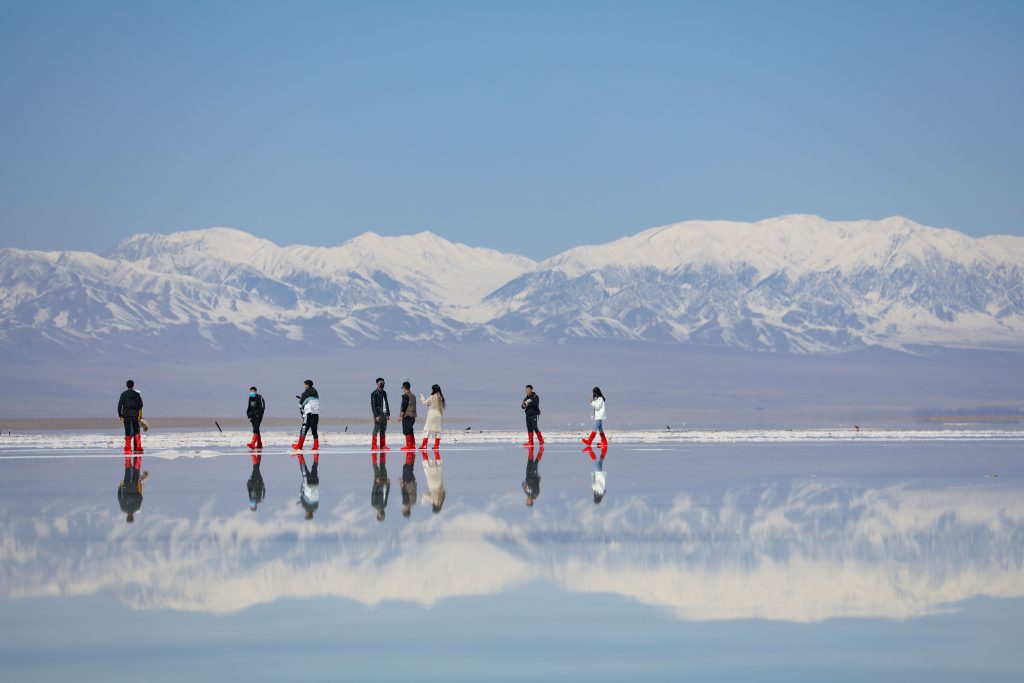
[1,0,1022,259]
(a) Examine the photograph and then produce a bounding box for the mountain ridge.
[2,215,1022,356]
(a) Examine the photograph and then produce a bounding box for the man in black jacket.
[246,386,266,449]
[371,377,390,451]
[399,381,417,450]
[521,384,544,447]
[371,453,390,522]
[117,379,144,455]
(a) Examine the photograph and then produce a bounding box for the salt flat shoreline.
[1,427,1022,456]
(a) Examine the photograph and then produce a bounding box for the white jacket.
[591,397,606,420]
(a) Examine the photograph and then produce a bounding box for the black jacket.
[117,389,143,419]
[521,393,540,416]
[246,394,265,420]
[371,387,390,418]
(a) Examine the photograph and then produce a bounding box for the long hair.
[593,386,605,401]
[432,384,446,409]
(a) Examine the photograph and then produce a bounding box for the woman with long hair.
[582,386,607,447]
[419,384,446,449]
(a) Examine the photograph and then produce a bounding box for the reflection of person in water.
[523,444,543,507]
[296,452,320,520]
[117,455,148,523]
[372,451,391,522]
[420,443,446,513]
[584,443,608,504]
[400,451,417,518]
[247,451,266,511]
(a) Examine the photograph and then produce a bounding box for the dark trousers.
[300,413,319,439]
[525,414,540,434]
[402,416,415,436]
[250,417,262,435]
[372,416,389,436]
[123,418,140,437]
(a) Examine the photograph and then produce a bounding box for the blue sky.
[1,0,1022,258]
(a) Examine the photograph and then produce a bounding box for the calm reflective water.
[1,439,1023,681]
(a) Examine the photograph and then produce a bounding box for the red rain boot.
[381,433,390,450]
[536,432,544,445]
[600,432,608,446]
[433,437,440,449]
[246,434,257,449]
[133,434,144,454]
[402,434,414,451]
[582,432,596,446]
[124,455,132,467]
[123,436,132,455]
[312,439,319,450]
[372,435,379,451]
[522,433,534,447]
[420,437,428,449]
[255,434,263,449]
[291,436,305,451]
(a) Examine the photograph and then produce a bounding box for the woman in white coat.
[582,387,607,447]
[419,384,446,449]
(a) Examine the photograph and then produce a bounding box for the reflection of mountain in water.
[2,482,1022,621]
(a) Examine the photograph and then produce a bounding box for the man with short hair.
[371,377,390,451]
[399,381,417,450]
[246,386,266,449]
[292,379,320,451]
[117,379,144,455]
[521,384,543,447]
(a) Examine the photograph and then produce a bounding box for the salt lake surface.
[1,430,1022,681]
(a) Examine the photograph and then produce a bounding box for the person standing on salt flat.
[521,384,544,447]
[117,379,144,455]
[371,377,391,451]
[292,379,320,451]
[582,387,608,448]
[418,384,446,449]
[246,386,266,449]
[399,381,417,451]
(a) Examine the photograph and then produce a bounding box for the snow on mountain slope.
[482,215,1024,352]
[2,216,1023,356]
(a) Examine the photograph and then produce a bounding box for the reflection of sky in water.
[1,440,1023,680]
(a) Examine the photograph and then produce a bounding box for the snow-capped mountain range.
[2,215,1023,356]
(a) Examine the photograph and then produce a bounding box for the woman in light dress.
[419,384,446,449]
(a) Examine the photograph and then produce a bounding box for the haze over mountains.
[2,215,1023,358]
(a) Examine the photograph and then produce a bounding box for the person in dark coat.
[247,451,266,511]
[371,377,391,451]
[521,384,544,447]
[399,381,417,450]
[292,380,320,451]
[246,386,266,449]
[117,379,144,455]
[117,454,148,523]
